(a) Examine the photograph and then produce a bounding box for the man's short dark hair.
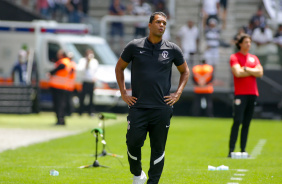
[149,12,167,23]
[235,33,252,50]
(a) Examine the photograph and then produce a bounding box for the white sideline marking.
[234,173,245,176]
[230,177,242,181]
[226,140,267,184]
[250,139,267,159]
[227,169,249,184]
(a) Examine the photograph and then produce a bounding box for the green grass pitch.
[0,113,281,183]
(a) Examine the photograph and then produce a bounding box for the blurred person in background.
[77,49,99,116]
[132,0,152,38]
[177,19,199,67]
[108,0,126,53]
[219,0,228,29]
[125,0,136,15]
[154,1,169,19]
[49,49,71,125]
[244,20,254,36]
[48,0,68,22]
[204,18,220,68]
[66,0,82,23]
[251,23,273,66]
[36,0,51,19]
[228,33,263,157]
[273,24,282,67]
[11,49,28,85]
[80,0,89,22]
[192,59,214,117]
[202,0,220,28]
[250,5,267,31]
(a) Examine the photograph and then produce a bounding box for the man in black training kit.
[115,12,190,184]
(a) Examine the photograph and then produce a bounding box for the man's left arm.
[164,62,190,106]
[245,64,263,78]
[49,64,65,75]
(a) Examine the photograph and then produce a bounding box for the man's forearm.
[232,67,251,78]
[115,58,130,96]
[50,64,65,75]
[115,68,127,95]
[175,70,189,95]
[245,66,263,78]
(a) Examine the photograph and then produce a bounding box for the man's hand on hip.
[122,93,137,106]
[164,92,181,106]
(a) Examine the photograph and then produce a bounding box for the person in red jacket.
[49,49,71,125]
[228,33,263,157]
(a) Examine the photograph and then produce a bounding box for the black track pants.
[229,95,256,153]
[192,93,213,117]
[79,82,95,115]
[126,107,173,184]
[51,88,67,124]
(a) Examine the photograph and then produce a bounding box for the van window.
[65,43,117,65]
[92,43,117,65]
[48,42,60,62]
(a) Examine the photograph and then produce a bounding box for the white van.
[0,20,131,111]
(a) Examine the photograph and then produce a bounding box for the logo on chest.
[248,57,255,63]
[162,51,169,59]
[158,50,171,64]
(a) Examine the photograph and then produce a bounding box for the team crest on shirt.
[248,57,255,63]
[162,51,168,58]
[234,99,241,105]
[127,120,130,130]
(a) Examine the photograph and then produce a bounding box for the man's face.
[188,21,193,28]
[209,22,216,28]
[57,50,64,59]
[86,50,94,60]
[149,15,167,37]
[240,37,251,51]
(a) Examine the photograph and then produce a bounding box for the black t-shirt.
[121,37,185,108]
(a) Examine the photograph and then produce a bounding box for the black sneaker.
[55,122,65,126]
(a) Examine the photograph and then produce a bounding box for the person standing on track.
[115,12,190,184]
[49,49,71,125]
[228,33,263,157]
[77,49,99,116]
[192,59,214,117]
